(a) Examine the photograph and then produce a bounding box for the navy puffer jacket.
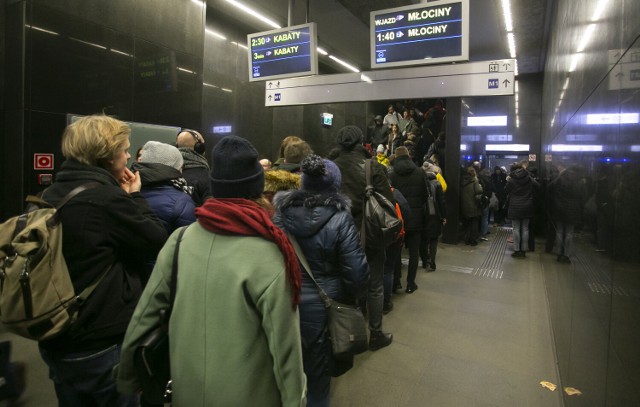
[272,189,369,377]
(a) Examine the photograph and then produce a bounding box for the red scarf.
[195,198,301,308]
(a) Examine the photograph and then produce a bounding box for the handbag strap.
[167,226,188,318]
[361,159,376,251]
[287,233,332,308]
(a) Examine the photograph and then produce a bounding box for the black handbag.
[362,159,402,250]
[288,234,369,363]
[133,227,187,405]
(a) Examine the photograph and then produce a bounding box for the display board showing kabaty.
[371,0,468,69]
[247,23,318,82]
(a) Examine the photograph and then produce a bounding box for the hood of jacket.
[512,168,531,185]
[273,189,351,238]
[392,155,417,176]
[178,147,209,170]
[131,162,182,185]
[264,169,301,193]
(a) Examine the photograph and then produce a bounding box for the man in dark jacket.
[367,115,389,149]
[473,162,494,239]
[332,125,395,351]
[176,129,211,205]
[548,163,586,263]
[390,147,428,293]
[505,164,539,257]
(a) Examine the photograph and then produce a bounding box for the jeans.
[365,248,385,332]
[555,221,575,256]
[512,218,530,252]
[480,207,490,236]
[39,343,138,407]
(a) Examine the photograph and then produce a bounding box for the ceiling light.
[569,54,581,72]
[203,82,218,88]
[225,0,281,29]
[500,0,513,32]
[231,41,248,50]
[178,67,195,74]
[221,88,233,92]
[507,33,516,58]
[205,28,227,40]
[317,47,328,56]
[27,25,59,35]
[562,77,570,90]
[110,49,132,57]
[360,74,372,83]
[328,55,359,73]
[591,0,610,21]
[69,37,106,49]
[577,23,596,53]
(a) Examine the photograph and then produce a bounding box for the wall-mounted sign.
[370,0,469,69]
[34,153,54,170]
[322,113,333,127]
[247,23,318,82]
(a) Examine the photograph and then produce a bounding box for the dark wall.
[1,0,205,218]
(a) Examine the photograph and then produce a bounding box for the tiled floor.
[1,228,563,407]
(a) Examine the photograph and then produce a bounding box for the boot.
[369,330,393,351]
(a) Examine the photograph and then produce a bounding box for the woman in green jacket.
[117,136,307,406]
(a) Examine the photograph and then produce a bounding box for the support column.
[441,98,461,244]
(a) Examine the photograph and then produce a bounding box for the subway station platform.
[1,226,564,407]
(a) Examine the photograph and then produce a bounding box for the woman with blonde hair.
[37,114,168,407]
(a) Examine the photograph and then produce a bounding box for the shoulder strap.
[365,158,374,189]
[287,233,332,308]
[44,182,101,228]
[168,226,188,314]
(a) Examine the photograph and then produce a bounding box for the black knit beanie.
[209,135,264,199]
[336,125,363,149]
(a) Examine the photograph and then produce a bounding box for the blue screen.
[250,27,312,79]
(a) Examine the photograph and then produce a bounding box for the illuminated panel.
[485,144,529,151]
[247,23,318,82]
[551,144,603,152]
[586,113,639,125]
[371,0,469,69]
[467,116,507,126]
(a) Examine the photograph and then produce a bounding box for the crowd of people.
[29,111,591,407]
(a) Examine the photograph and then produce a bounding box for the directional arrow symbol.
[396,14,404,21]
[276,81,280,87]
[268,95,273,101]
[265,37,271,43]
[503,79,511,87]
[615,72,625,79]
[503,63,511,70]
[396,31,404,38]
[268,82,273,88]
[266,51,272,56]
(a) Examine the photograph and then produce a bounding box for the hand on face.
[119,167,141,193]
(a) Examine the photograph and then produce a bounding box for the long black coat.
[39,159,168,352]
[505,168,538,220]
[390,156,428,231]
[272,189,369,380]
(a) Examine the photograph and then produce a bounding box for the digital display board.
[247,23,318,82]
[370,0,468,69]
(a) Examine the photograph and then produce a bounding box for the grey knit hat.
[140,141,184,171]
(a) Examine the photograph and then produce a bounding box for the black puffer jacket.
[272,189,369,378]
[390,155,428,231]
[179,148,211,205]
[505,168,538,219]
[39,159,168,352]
